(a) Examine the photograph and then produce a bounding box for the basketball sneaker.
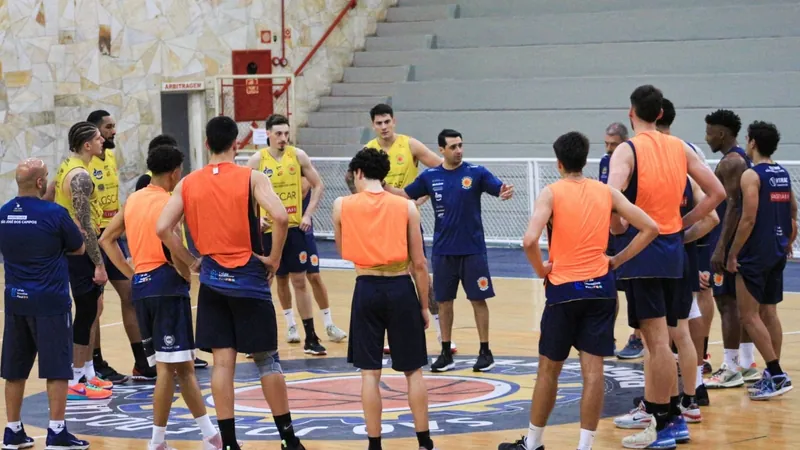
[304,339,327,356]
[67,383,112,400]
[287,325,301,344]
[3,425,34,449]
[750,370,793,400]
[202,433,244,450]
[497,436,544,449]
[195,357,209,368]
[131,363,157,382]
[739,362,761,383]
[44,426,89,449]
[281,440,305,449]
[680,399,702,423]
[614,401,652,429]
[85,376,114,390]
[473,348,495,372]
[621,420,676,449]
[95,359,129,384]
[695,384,710,407]
[668,415,690,443]
[148,442,176,450]
[703,354,713,375]
[431,351,455,372]
[326,324,347,342]
[617,334,645,359]
[705,363,744,389]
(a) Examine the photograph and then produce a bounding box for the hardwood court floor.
[1,267,798,449]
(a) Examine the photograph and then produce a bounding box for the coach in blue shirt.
[0,159,90,449]
[385,129,514,374]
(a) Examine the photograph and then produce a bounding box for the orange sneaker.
[87,376,114,390]
[67,383,112,400]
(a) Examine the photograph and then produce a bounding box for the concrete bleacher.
[298,0,800,158]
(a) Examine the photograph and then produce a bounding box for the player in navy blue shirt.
[0,159,90,450]
[726,121,796,400]
[386,129,513,373]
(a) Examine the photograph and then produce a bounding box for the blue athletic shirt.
[0,197,83,316]
[404,163,503,256]
[598,153,611,184]
[738,163,793,268]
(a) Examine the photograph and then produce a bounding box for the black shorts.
[1,313,73,380]
[432,253,494,302]
[67,253,101,297]
[99,229,131,282]
[305,231,320,274]
[262,228,311,276]
[625,277,686,329]
[347,275,428,372]
[539,298,616,361]
[738,258,786,305]
[195,284,278,354]
[136,296,196,365]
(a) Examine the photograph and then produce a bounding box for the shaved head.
[16,158,48,197]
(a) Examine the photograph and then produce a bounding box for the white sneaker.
[326,324,347,342]
[706,363,745,388]
[286,325,301,344]
[148,442,176,450]
[203,432,244,450]
[613,401,652,429]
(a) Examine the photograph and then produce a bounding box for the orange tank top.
[182,162,255,268]
[548,178,612,285]
[629,131,687,234]
[341,191,409,270]
[124,185,172,273]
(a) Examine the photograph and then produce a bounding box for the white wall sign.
[161,81,205,92]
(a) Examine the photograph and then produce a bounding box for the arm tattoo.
[71,172,103,266]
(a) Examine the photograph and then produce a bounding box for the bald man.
[0,159,91,449]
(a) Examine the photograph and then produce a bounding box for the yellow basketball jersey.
[54,156,102,233]
[258,146,303,231]
[365,134,417,188]
[89,150,120,229]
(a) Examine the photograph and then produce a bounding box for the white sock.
[194,414,217,439]
[526,423,544,450]
[7,421,22,432]
[696,365,704,388]
[151,425,166,444]
[83,361,96,380]
[48,420,65,434]
[433,314,442,337]
[71,366,84,386]
[320,308,333,328]
[577,428,596,450]
[283,309,296,328]
[723,349,739,370]
[739,343,756,368]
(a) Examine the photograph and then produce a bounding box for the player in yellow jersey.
[53,122,113,400]
[345,103,453,354]
[246,114,328,355]
[86,110,156,383]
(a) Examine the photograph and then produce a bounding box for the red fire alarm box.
[232,50,273,122]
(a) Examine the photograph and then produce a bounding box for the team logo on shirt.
[263,168,273,177]
[288,165,297,175]
[601,167,608,175]
[21,356,644,441]
[396,154,405,165]
[299,251,308,264]
[93,169,103,180]
[713,273,724,287]
[477,277,490,291]
[461,176,473,190]
[310,254,319,266]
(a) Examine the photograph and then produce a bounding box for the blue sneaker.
[44,427,89,450]
[617,334,645,359]
[668,415,690,443]
[622,420,677,449]
[750,371,793,401]
[2,426,34,450]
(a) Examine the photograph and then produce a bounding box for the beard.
[103,138,116,149]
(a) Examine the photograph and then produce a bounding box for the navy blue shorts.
[432,253,494,302]
[304,231,320,274]
[539,298,616,361]
[195,284,278,354]
[66,253,101,297]
[738,257,786,305]
[262,227,311,276]
[697,244,711,276]
[136,296,195,365]
[99,229,131,282]
[624,277,685,329]
[1,312,73,380]
[712,270,736,298]
[347,275,428,372]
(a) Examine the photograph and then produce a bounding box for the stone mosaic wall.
[0,0,392,200]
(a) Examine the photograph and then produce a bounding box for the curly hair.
[747,121,781,157]
[705,109,742,137]
[147,144,184,175]
[348,147,390,181]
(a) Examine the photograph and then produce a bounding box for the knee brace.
[73,288,100,345]
[252,350,283,378]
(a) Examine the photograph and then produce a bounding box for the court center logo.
[22,357,643,441]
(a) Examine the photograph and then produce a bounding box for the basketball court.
[3,245,799,449]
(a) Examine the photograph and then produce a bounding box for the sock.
[416,430,434,450]
[681,394,696,408]
[71,366,84,386]
[723,348,739,369]
[283,309,296,328]
[669,395,681,418]
[368,436,382,450]
[218,418,240,450]
[767,359,784,376]
[302,318,317,342]
[480,341,490,354]
[696,365,704,388]
[739,342,756,368]
[526,423,544,450]
[7,421,21,432]
[442,341,452,357]
[194,414,217,440]
[577,428,596,450]
[320,308,333,328]
[93,348,104,365]
[703,337,709,357]
[273,413,299,446]
[131,342,148,368]
[644,401,670,431]
[151,425,166,444]
[83,361,96,380]
[432,314,442,337]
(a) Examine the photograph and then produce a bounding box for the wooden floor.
[2,267,799,449]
